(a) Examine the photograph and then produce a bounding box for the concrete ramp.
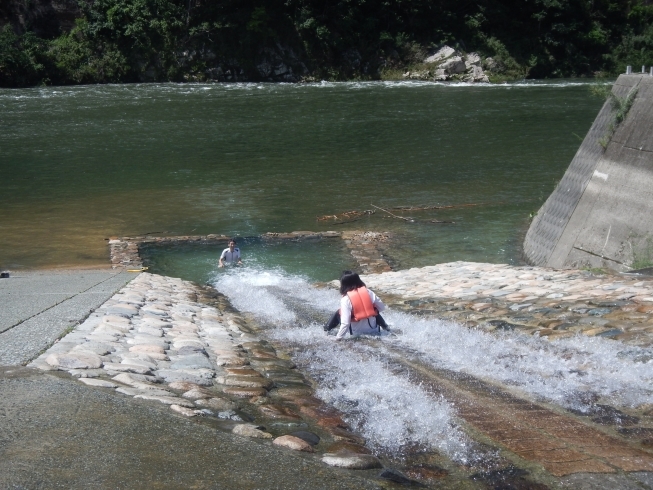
[524,74,653,271]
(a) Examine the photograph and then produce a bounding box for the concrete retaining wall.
[524,74,653,271]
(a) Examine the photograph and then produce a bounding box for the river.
[0,80,604,274]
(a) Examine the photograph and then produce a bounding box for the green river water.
[0,81,605,280]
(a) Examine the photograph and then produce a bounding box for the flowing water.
[1,80,604,270]
[212,267,653,461]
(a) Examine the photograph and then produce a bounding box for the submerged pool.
[139,237,358,284]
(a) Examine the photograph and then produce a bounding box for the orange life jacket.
[346,286,377,322]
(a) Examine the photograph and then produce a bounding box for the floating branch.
[316,209,374,223]
[391,203,482,211]
[371,204,415,223]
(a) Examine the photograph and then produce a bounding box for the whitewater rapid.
[212,267,653,456]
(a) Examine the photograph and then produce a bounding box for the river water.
[1,80,604,272]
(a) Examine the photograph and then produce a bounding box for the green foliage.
[49,21,129,83]
[582,267,607,275]
[589,83,613,100]
[0,26,48,87]
[612,88,638,124]
[598,87,638,150]
[4,0,653,86]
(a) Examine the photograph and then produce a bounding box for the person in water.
[218,238,243,267]
[325,270,389,340]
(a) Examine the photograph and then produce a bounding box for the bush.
[0,26,48,87]
[50,21,130,84]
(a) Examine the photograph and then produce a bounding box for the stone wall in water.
[524,74,653,271]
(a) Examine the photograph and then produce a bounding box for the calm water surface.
[0,80,605,277]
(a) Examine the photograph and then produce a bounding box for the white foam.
[386,310,653,411]
[0,79,611,103]
[212,268,653,456]
[213,268,471,459]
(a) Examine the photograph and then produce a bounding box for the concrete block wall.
[523,74,653,271]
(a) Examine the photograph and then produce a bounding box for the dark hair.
[229,238,237,244]
[339,270,365,295]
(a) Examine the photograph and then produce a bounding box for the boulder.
[46,352,103,369]
[232,424,273,439]
[222,387,268,398]
[134,394,196,407]
[441,56,466,74]
[322,453,382,469]
[195,397,238,411]
[102,315,130,325]
[116,387,174,397]
[465,52,482,68]
[273,435,314,452]
[181,388,215,400]
[170,404,196,417]
[104,304,139,317]
[129,344,165,355]
[434,69,448,81]
[136,326,163,337]
[78,378,117,388]
[167,381,202,391]
[112,372,162,386]
[215,375,273,390]
[72,342,114,356]
[290,431,320,446]
[424,46,456,64]
[169,354,213,370]
[102,362,152,375]
[155,369,215,386]
[471,65,489,82]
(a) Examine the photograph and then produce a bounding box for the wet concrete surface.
[0,366,381,489]
[0,269,133,365]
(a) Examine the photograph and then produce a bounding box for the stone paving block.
[559,472,643,489]
[544,425,615,445]
[502,438,567,452]
[612,456,653,472]
[484,427,533,441]
[542,459,615,476]
[517,448,592,463]
[582,444,651,459]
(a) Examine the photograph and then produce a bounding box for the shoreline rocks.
[27,272,386,472]
[403,46,490,83]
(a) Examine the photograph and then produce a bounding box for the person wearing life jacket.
[326,270,388,340]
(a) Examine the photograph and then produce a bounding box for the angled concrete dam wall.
[524,74,653,271]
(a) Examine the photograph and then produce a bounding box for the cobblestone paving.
[341,231,393,274]
[28,273,386,472]
[365,261,653,346]
[362,261,653,479]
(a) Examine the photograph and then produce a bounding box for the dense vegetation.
[2,0,653,87]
